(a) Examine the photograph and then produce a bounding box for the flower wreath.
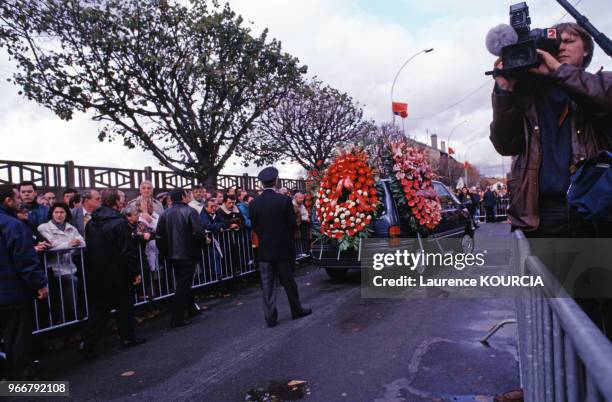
[386,140,442,233]
[315,147,378,251]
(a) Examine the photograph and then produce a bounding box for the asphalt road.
[36,222,519,402]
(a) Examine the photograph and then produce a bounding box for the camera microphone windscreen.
[485,24,519,56]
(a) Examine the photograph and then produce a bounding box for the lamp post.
[446,120,468,187]
[390,48,434,123]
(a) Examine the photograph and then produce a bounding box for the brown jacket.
[490,64,612,231]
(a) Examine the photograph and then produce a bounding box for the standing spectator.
[157,192,171,210]
[19,181,49,228]
[62,188,77,205]
[138,198,160,284]
[249,167,311,327]
[218,195,244,229]
[127,180,164,215]
[227,187,236,197]
[278,187,289,196]
[470,187,482,224]
[0,185,48,379]
[36,195,49,207]
[156,189,206,328]
[68,193,82,210]
[483,187,496,223]
[200,198,230,280]
[188,185,206,214]
[293,191,310,256]
[123,205,156,299]
[236,194,253,229]
[16,205,50,252]
[79,189,144,359]
[71,190,101,237]
[37,203,83,322]
[43,191,56,205]
[214,191,224,206]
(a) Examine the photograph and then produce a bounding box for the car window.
[433,182,459,210]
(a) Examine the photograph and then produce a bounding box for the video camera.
[485,2,561,76]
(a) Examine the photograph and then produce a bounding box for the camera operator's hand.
[528,49,562,76]
[493,58,517,92]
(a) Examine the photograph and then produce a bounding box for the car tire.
[458,233,475,253]
[325,268,348,280]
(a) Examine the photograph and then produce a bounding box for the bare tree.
[0,0,306,187]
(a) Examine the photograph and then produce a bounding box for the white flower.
[363,191,368,196]
[350,222,355,227]
[340,213,345,219]
[356,218,361,223]
[334,218,339,223]
[350,216,355,221]
[357,189,362,194]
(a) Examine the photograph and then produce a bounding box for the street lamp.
[390,48,434,122]
[446,120,468,187]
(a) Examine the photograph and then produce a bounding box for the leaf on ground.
[121,371,135,377]
[287,380,306,387]
[236,302,243,306]
[200,305,209,310]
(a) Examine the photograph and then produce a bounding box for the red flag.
[392,102,408,118]
[464,161,469,169]
[448,147,455,155]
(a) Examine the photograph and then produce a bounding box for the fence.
[472,198,509,222]
[513,230,612,402]
[0,159,306,196]
[31,227,311,335]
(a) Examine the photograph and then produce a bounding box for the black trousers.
[259,260,302,322]
[170,262,196,324]
[0,305,33,380]
[80,282,135,347]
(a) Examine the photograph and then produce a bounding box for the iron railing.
[513,230,612,402]
[31,227,311,335]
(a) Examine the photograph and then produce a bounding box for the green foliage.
[0,0,307,183]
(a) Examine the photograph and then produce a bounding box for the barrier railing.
[472,198,509,222]
[31,225,311,335]
[513,230,612,402]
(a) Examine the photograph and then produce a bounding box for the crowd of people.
[452,185,509,223]
[0,179,312,379]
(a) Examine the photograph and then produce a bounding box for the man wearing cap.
[249,167,312,327]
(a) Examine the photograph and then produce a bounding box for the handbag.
[566,150,612,222]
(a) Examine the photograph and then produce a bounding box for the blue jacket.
[24,202,49,228]
[200,210,228,233]
[237,202,252,229]
[0,205,47,306]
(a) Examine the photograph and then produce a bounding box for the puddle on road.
[245,379,310,401]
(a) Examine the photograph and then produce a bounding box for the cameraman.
[490,22,611,237]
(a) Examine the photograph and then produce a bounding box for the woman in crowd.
[123,205,159,299]
[217,195,244,277]
[138,198,160,276]
[37,203,84,322]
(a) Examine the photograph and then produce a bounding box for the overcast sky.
[1,0,611,179]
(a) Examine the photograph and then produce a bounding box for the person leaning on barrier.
[200,198,230,281]
[79,189,145,359]
[0,184,48,380]
[37,203,84,322]
[43,191,56,205]
[156,188,206,328]
[490,22,611,236]
[249,167,312,328]
[62,188,77,205]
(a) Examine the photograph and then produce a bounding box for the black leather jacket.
[85,206,139,285]
[156,202,205,263]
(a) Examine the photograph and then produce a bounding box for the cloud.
[1,0,611,180]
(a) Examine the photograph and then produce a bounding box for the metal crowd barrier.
[513,230,612,402]
[473,198,509,222]
[31,225,312,335]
